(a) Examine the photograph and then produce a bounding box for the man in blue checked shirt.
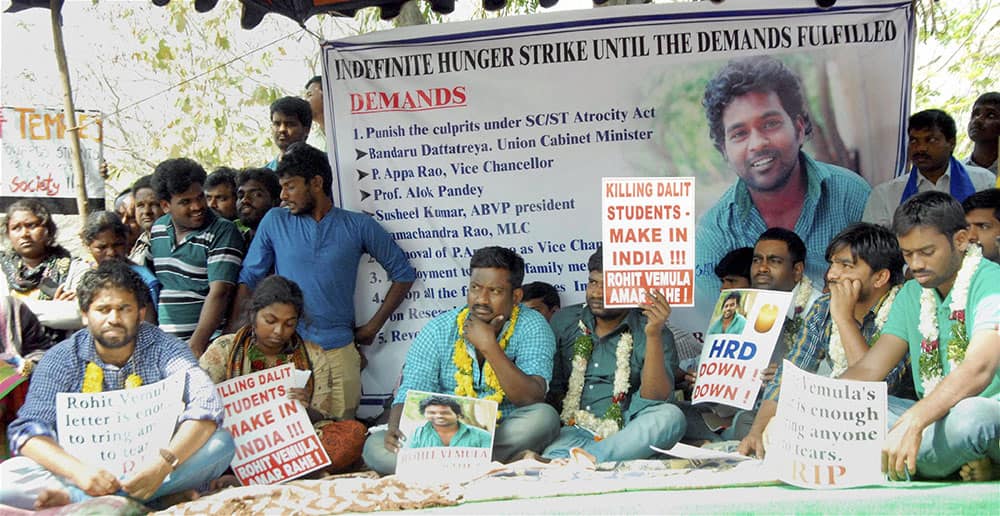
[362,247,559,475]
[2,261,233,510]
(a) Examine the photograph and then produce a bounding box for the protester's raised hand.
[882,413,922,481]
[52,285,76,301]
[761,364,778,384]
[737,431,766,459]
[121,457,172,500]
[72,467,121,497]
[288,387,309,404]
[464,312,504,354]
[384,427,406,454]
[641,289,672,335]
[828,278,862,323]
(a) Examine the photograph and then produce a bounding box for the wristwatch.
[159,448,179,471]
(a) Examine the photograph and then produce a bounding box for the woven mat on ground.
[156,458,775,515]
[155,472,461,515]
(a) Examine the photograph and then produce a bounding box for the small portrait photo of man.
[400,392,495,450]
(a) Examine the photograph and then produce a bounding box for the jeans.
[887,395,1000,478]
[542,402,686,462]
[362,402,560,475]
[0,429,235,510]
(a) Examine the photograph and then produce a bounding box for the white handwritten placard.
[57,374,183,478]
[769,360,886,489]
[1,106,105,210]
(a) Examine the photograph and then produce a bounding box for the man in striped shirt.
[148,158,244,356]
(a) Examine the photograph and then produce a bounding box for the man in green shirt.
[407,396,491,449]
[543,250,684,463]
[706,292,746,335]
[842,191,1000,481]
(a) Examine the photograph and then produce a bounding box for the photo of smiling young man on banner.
[395,391,496,484]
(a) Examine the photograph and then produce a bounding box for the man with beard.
[695,56,871,329]
[864,109,995,227]
[204,168,239,222]
[542,249,683,463]
[128,175,163,267]
[842,192,1000,481]
[362,247,558,475]
[407,396,491,449]
[738,223,912,458]
[148,159,244,356]
[749,227,821,360]
[1,261,233,510]
[963,189,1000,264]
[234,143,415,421]
[685,228,819,442]
[234,167,281,245]
[966,92,999,175]
[265,97,311,171]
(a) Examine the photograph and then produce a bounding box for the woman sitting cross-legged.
[199,275,367,478]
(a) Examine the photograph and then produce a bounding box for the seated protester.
[129,175,164,268]
[677,247,755,390]
[715,246,753,290]
[739,222,914,458]
[1,296,53,372]
[362,247,559,475]
[0,200,80,342]
[543,249,685,462]
[235,167,281,245]
[841,192,1000,482]
[0,200,74,301]
[63,211,161,323]
[521,281,561,322]
[1,261,234,510]
[200,275,366,472]
[407,396,491,449]
[684,228,820,442]
[863,109,995,227]
[0,296,55,456]
[963,189,1000,264]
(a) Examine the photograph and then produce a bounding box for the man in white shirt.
[863,109,995,227]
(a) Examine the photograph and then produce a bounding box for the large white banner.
[0,106,105,213]
[322,0,914,412]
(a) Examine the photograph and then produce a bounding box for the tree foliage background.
[1,0,996,201]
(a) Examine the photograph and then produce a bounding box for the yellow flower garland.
[453,305,520,420]
[82,362,143,393]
